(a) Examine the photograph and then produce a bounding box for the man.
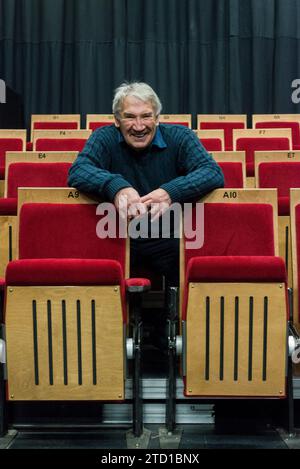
[68,82,224,287]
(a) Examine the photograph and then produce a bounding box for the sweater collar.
[117,125,167,149]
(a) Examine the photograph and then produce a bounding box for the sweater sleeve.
[160,129,224,203]
[68,129,132,201]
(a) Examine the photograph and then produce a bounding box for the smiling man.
[68,82,224,288]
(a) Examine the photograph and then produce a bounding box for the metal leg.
[0,287,6,437]
[131,293,143,438]
[166,287,178,433]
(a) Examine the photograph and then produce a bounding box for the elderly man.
[68,82,224,289]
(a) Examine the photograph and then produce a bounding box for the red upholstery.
[201,138,222,152]
[256,121,300,149]
[200,122,245,151]
[0,139,24,178]
[0,197,17,215]
[218,162,244,188]
[187,256,286,283]
[18,203,127,272]
[183,202,282,321]
[258,162,300,215]
[26,142,33,151]
[296,205,300,322]
[236,137,290,176]
[184,203,275,272]
[35,139,87,151]
[163,122,189,127]
[7,162,71,198]
[6,258,124,286]
[125,278,151,288]
[34,122,78,130]
[277,196,289,216]
[89,122,113,131]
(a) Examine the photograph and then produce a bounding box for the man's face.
[115,96,159,150]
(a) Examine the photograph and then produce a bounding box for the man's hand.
[114,187,147,220]
[140,188,171,220]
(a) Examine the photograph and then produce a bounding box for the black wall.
[1,0,300,128]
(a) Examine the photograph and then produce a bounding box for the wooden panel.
[86,114,115,129]
[0,180,4,198]
[0,216,16,277]
[31,114,81,141]
[6,286,125,400]
[252,114,300,127]
[159,114,192,128]
[197,114,247,127]
[185,283,287,397]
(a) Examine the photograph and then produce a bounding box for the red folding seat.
[86,114,115,131]
[0,162,72,277]
[195,130,224,152]
[233,129,292,178]
[253,115,300,150]
[33,130,91,152]
[198,115,247,151]
[0,130,26,179]
[181,189,287,394]
[217,162,244,188]
[3,188,149,438]
[159,114,192,128]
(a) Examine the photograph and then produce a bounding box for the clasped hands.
[114,187,171,221]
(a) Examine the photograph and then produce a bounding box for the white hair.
[112,82,162,118]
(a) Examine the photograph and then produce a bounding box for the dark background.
[1,0,300,128]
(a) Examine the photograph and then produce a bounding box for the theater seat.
[198,115,247,151]
[3,188,150,437]
[180,189,288,399]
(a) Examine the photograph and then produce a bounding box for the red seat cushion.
[19,203,127,273]
[258,161,300,215]
[7,162,71,198]
[256,121,300,149]
[201,138,222,152]
[236,137,290,176]
[6,258,124,286]
[184,203,276,273]
[200,122,245,151]
[89,122,113,131]
[218,162,244,188]
[187,256,286,283]
[0,197,17,215]
[35,139,87,151]
[34,122,78,130]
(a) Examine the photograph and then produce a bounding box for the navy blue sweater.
[68,124,224,202]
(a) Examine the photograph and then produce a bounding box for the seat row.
[1,186,299,441]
